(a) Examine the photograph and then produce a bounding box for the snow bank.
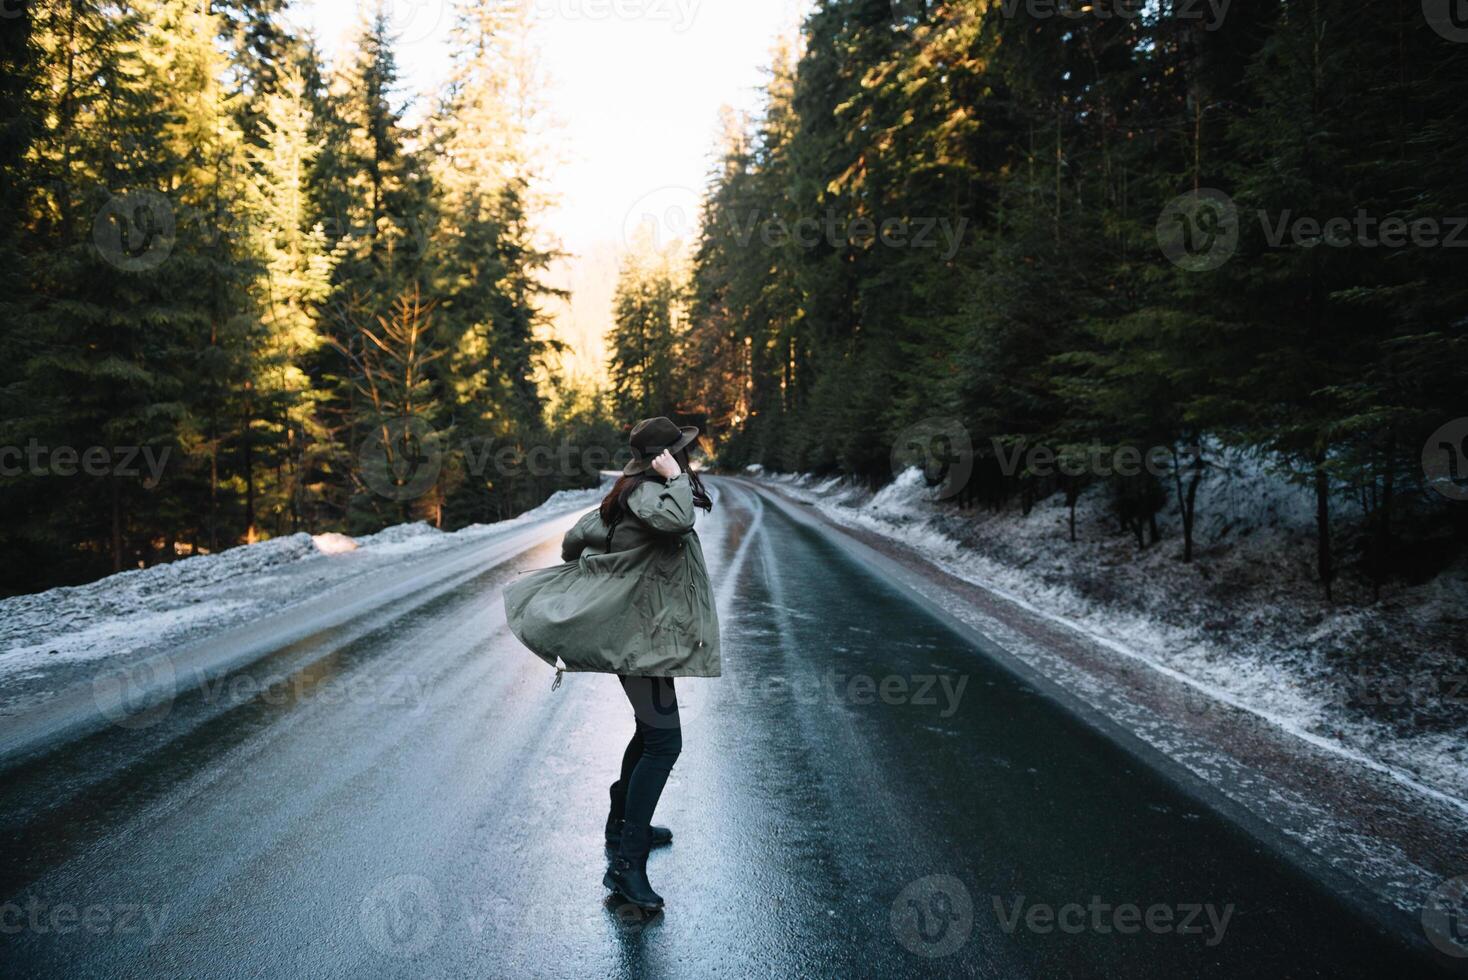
[351,522,448,557]
[0,481,609,717]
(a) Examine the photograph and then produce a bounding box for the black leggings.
[616,676,682,828]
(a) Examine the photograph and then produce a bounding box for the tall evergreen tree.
[245,66,338,538]
[609,236,687,423]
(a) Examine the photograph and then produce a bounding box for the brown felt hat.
[623,417,700,475]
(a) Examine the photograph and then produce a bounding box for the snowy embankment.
[748,463,1468,809]
[0,483,607,721]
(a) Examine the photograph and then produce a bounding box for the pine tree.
[310,5,434,525]
[423,0,569,526]
[332,285,446,528]
[245,66,338,537]
[13,0,257,575]
[609,236,687,423]
[319,4,431,310]
[1218,0,1383,597]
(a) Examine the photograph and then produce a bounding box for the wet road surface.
[0,480,1450,977]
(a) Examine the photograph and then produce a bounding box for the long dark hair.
[600,441,713,546]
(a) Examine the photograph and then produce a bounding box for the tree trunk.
[208,321,219,553]
[287,426,300,533]
[209,431,218,553]
[1315,457,1333,601]
[244,383,256,543]
[110,479,122,573]
[1066,478,1078,543]
[1372,431,1394,599]
[1173,447,1203,564]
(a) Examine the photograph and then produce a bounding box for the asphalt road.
[0,479,1450,978]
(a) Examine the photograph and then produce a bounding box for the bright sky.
[292,0,808,383]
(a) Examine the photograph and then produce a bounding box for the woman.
[504,417,720,912]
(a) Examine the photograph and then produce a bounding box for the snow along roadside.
[0,481,609,727]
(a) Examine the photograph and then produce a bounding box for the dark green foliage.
[685,0,1468,594]
[0,0,587,595]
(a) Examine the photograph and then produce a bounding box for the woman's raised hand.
[651,450,681,479]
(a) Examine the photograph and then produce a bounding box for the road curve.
[0,478,1448,978]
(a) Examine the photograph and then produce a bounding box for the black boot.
[604,821,664,910]
[606,781,672,848]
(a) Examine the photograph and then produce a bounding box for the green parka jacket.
[503,473,721,677]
